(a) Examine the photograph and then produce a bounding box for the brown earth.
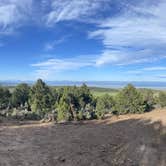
[0,109,166,166]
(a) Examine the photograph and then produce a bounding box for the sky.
[0,0,166,81]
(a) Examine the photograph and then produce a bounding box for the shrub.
[25,111,41,120]
[141,89,155,111]
[11,109,26,120]
[11,83,30,108]
[95,94,115,119]
[56,96,70,122]
[115,84,146,114]
[0,87,11,110]
[10,109,41,120]
[158,91,166,107]
[42,111,57,122]
[77,110,83,120]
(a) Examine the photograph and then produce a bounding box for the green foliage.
[95,94,114,119]
[56,95,70,122]
[115,84,146,114]
[10,109,41,120]
[77,110,83,120]
[11,83,30,108]
[79,83,93,109]
[158,91,166,107]
[0,80,159,122]
[29,79,53,116]
[54,84,94,121]
[141,89,155,111]
[0,87,11,109]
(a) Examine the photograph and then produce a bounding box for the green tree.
[78,83,93,110]
[56,95,70,122]
[29,79,53,116]
[141,89,155,111]
[11,83,30,108]
[95,94,114,119]
[0,87,11,109]
[115,84,145,114]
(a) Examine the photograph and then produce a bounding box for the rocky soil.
[0,109,166,166]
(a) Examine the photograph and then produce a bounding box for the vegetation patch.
[0,79,165,122]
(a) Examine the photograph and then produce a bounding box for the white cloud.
[126,66,166,76]
[31,56,96,79]
[143,67,166,71]
[95,49,158,66]
[44,35,70,51]
[96,50,125,66]
[45,0,109,26]
[0,0,33,34]
[89,1,166,66]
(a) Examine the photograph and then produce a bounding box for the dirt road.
[0,109,166,166]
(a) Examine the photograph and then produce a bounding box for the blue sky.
[0,0,166,81]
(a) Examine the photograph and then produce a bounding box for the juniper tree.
[29,79,53,116]
[115,84,146,114]
[11,83,30,108]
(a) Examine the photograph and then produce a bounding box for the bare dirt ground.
[0,109,166,166]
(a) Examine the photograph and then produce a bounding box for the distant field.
[2,85,165,97]
[49,86,120,97]
[90,87,165,97]
[89,87,119,96]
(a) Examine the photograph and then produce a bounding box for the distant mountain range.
[0,80,166,89]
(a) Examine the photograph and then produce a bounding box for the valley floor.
[0,109,166,166]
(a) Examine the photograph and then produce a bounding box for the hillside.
[0,109,166,166]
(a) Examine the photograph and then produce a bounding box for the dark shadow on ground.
[0,117,166,166]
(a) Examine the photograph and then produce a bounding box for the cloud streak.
[44,35,70,51]
[31,56,96,79]
[1,0,166,81]
[45,0,110,26]
[0,0,33,34]
[89,0,166,66]
[143,67,166,71]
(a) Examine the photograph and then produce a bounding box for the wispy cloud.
[0,0,33,34]
[89,1,166,66]
[126,66,166,76]
[31,56,96,78]
[45,0,110,26]
[0,0,111,32]
[143,67,166,71]
[44,35,70,51]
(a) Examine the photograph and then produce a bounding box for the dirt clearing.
[0,109,166,166]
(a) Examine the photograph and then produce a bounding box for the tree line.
[0,79,165,121]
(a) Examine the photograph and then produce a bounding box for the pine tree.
[29,79,53,116]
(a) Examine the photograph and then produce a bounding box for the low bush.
[114,84,146,114]
[9,109,41,120]
[157,91,166,108]
[95,94,115,119]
